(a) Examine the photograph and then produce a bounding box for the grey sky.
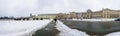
[0,0,120,17]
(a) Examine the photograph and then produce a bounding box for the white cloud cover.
[0,0,120,17]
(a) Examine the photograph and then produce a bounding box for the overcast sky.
[0,0,120,17]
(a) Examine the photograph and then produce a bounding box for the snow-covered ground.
[67,18,117,21]
[1,19,120,36]
[0,20,52,36]
[55,20,89,36]
[105,32,120,36]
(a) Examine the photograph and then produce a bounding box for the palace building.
[79,8,120,19]
[30,8,120,19]
[33,14,57,19]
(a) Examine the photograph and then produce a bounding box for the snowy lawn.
[55,20,89,36]
[0,20,52,36]
[66,18,117,21]
[105,32,120,36]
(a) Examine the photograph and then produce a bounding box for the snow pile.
[67,18,116,21]
[105,32,120,36]
[56,20,89,36]
[0,20,52,36]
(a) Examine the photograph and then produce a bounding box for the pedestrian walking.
[54,18,57,23]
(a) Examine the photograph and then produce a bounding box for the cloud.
[0,0,39,17]
[0,0,120,17]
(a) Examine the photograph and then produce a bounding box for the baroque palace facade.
[80,8,120,19]
[31,8,120,19]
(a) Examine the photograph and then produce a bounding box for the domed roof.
[87,9,92,12]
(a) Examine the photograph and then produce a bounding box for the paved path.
[32,21,59,36]
[32,20,89,36]
[56,20,89,36]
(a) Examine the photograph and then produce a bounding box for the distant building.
[57,12,78,19]
[33,14,57,19]
[70,12,77,19]
[30,8,120,19]
[57,13,69,19]
[77,8,120,19]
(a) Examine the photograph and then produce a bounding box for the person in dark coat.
[54,18,57,23]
